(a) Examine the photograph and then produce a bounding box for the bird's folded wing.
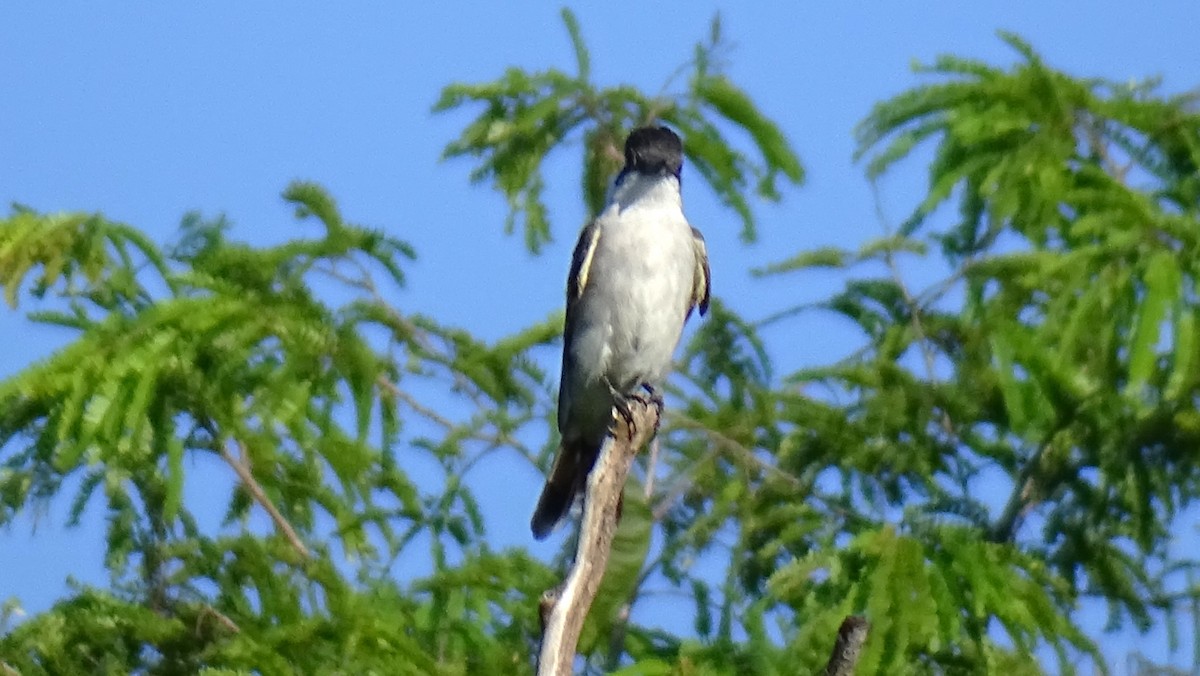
[690,226,711,317]
[566,221,602,320]
[559,220,602,430]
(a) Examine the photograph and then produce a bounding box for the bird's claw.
[607,380,664,440]
[631,383,664,430]
[606,379,638,440]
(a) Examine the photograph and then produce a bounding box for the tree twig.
[869,181,958,441]
[199,604,241,634]
[643,437,660,499]
[537,400,659,676]
[219,440,309,559]
[823,615,870,676]
[669,413,802,488]
[377,376,457,431]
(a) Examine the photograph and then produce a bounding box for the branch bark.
[536,399,659,676]
[823,615,870,676]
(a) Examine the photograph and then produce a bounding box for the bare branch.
[199,604,241,635]
[377,376,457,431]
[643,437,660,499]
[537,400,659,676]
[988,438,1055,543]
[220,440,309,560]
[823,615,870,676]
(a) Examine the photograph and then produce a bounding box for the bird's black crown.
[623,126,683,178]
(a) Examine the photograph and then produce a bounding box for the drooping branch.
[536,399,659,676]
[219,440,310,559]
[822,615,870,676]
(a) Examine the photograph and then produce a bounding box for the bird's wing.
[689,226,711,318]
[558,220,602,431]
[564,219,602,342]
[534,221,605,539]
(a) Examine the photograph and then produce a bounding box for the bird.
[530,126,711,540]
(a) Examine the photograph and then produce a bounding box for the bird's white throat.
[608,172,682,215]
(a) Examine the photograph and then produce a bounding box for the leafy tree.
[0,186,557,674]
[3,11,1200,676]
[435,9,803,252]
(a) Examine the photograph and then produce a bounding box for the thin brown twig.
[644,437,660,499]
[669,413,802,488]
[648,414,863,531]
[646,413,797,523]
[377,376,456,431]
[1086,121,1132,184]
[219,440,309,559]
[870,182,956,440]
[648,445,722,523]
[314,259,435,356]
[988,438,1053,543]
[200,604,241,634]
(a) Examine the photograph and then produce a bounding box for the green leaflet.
[1165,307,1197,399]
[694,74,805,186]
[163,437,184,522]
[1126,250,1180,396]
[752,246,848,276]
[990,330,1030,435]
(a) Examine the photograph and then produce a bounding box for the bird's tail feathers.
[530,438,597,539]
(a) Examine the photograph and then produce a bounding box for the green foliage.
[585,28,1200,676]
[0,183,556,672]
[434,9,803,252]
[1,548,549,675]
[850,32,1200,624]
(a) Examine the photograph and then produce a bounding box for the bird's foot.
[631,383,664,433]
[606,379,638,440]
[606,380,664,440]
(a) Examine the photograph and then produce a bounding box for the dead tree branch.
[536,399,659,676]
[823,615,870,676]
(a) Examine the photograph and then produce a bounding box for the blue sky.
[2,2,1199,670]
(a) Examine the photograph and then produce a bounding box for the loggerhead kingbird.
[531,126,711,539]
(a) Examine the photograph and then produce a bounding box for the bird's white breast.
[578,174,695,389]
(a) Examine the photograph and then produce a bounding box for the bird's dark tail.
[530,438,596,539]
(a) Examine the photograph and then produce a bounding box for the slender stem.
[870,182,958,440]
[201,604,241,634]
[219,440,309,559]
[644,437,660,499]
[988,449,1043,543]
[669,413,802,488]
[377,376,456,430]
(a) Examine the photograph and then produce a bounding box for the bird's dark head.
[623,126,683,179]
